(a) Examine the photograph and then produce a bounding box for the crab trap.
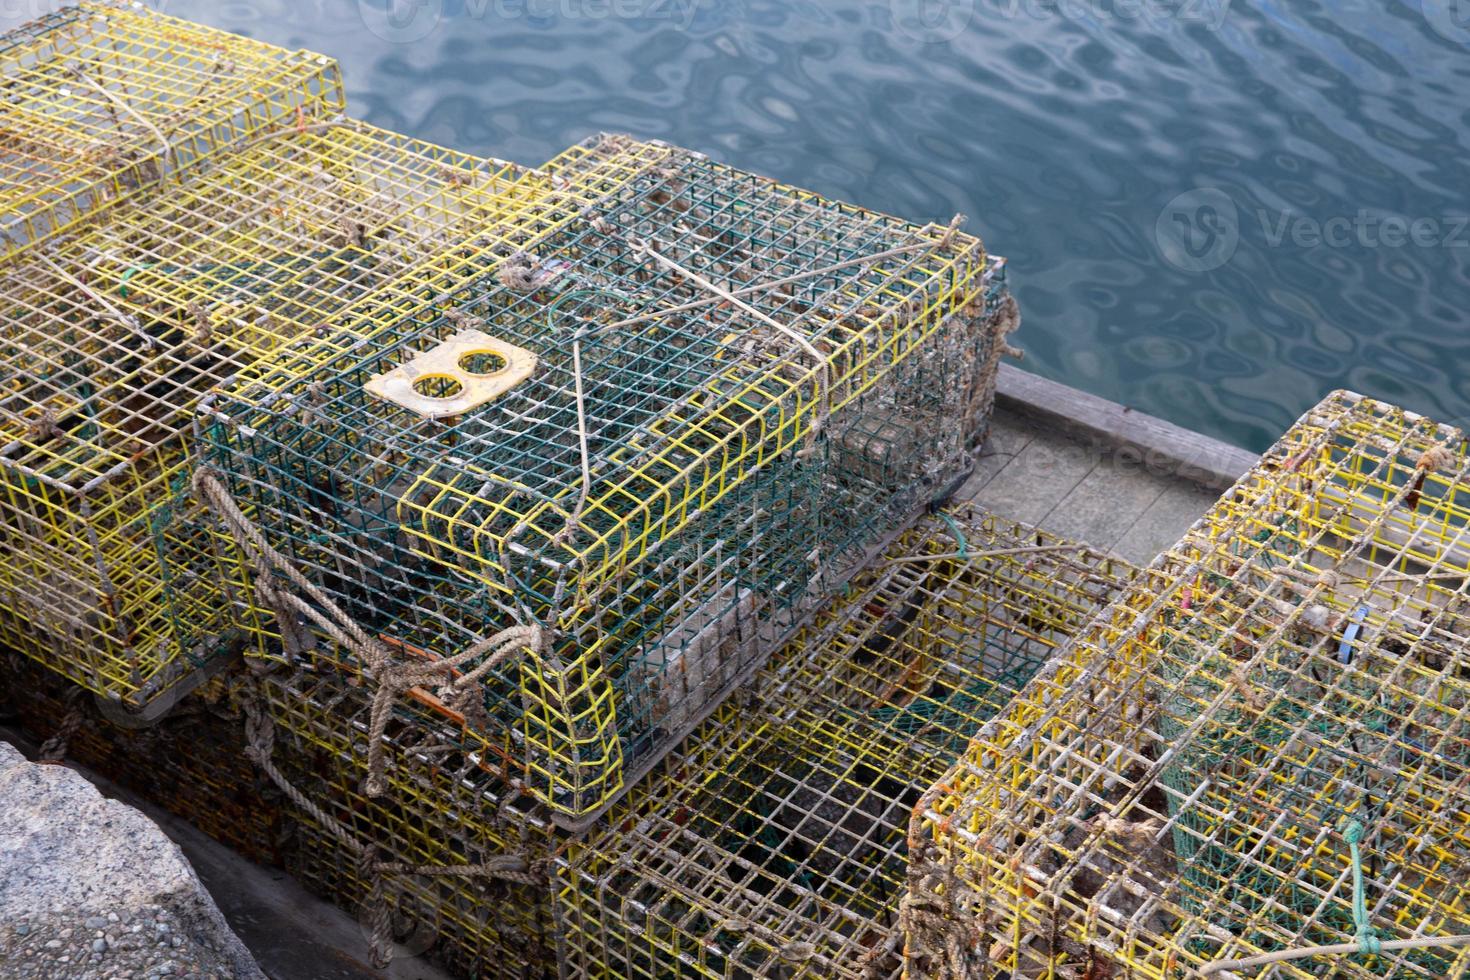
[0,124,671,716]
[552,506,1141,980]
[1,0,344,260]
[198,145,1016,825]
[907,391,1470,980]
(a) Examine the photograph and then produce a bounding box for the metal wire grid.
[201,157,1003,820]
[2,651,286,866]
[909,390,1470,980]
[255,667,561,977]
[1,1,345,260]
[552,506,1142,980]
[231,507,1130,976]
[0,128,674,710]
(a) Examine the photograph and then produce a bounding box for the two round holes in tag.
[409,351,510,401]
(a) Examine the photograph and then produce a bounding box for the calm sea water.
[23,0,1470,450]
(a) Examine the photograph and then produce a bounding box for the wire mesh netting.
[0,0,345,260]
[251,667,561,976]
[0,125,673,712]
[200,148,1015,823]
[553,505,1142,979]
[908,390,1470,980]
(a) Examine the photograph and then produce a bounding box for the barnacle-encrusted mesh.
[201,147,1014,822]
[909,391,1470,980]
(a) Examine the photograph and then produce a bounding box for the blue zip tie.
[1338,604,1369,665]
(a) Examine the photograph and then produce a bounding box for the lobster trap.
[909,390,1470,979]
[2,650,287,866]
[0,124,671,715]
[200,145,1016,825]
[552,506,1142,980]
[248,668,560,976]
[1,0,344,260]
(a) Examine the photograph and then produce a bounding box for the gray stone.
[0,741,265,980]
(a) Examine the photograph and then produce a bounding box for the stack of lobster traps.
[909,390,1470,979]
[0,5,1160,979]
[237,506,1134,975]
[0,0,678,719]
[21,11,1469,980]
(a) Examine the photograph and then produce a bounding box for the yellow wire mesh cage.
[250,666,561,975]
[908,390,1470,980]
[215,506,1131,976]
[0,0,345,260]
[552,506,1141,979]
[198,144,1017,825]
[0,125,670,716]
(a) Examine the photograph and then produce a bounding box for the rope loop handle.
[194,469,547,796]
[239,694,545,968]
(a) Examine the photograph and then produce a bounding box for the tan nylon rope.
[193,469,544,795]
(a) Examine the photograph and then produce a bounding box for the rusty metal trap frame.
[1,650,288,866]
[198,147,1014,825]
[1,1,345,261]
[0,126,675,716]
[907,390,1470,980]
[551,505,1143,980]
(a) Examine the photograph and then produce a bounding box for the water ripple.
[66,0,1470,449]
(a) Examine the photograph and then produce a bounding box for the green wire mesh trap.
[199,145,1017,824]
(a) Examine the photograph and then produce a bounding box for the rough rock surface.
[0,741,265,980]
